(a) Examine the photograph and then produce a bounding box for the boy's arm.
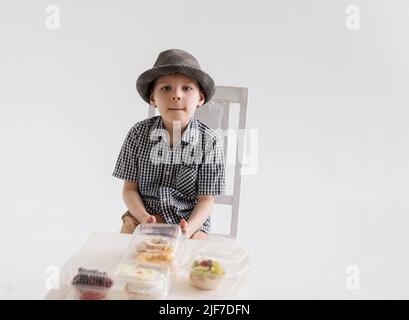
[122,181,152,223]
[181,133,226,237]
[183,195,215,238]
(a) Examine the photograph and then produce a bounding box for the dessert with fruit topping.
[189,259,225,290]
[71,267,113,300]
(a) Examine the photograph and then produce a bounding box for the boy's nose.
[171,87,182,100]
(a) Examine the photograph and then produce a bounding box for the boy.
[113,49,226,240]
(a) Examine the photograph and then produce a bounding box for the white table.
[45,232,253,300]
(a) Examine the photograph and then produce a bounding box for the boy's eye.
[160,86,192,91]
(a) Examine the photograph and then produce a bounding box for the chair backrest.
[148,86,248,238]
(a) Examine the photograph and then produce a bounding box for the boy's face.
[149,73,205,128]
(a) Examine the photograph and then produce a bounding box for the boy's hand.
[141,214,156,224]
[179,219,192,238]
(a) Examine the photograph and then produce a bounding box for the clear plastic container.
[114,262,171,299]
[182,239,250,294]
[60,254,171,300]
[123,223,185,271]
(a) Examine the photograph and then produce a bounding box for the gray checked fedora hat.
[136,49,215,105]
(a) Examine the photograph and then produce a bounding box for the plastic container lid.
[114,262,171,299]
[123,223,185,270]
[135,223,182,238]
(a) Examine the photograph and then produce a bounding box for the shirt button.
[165,171,170,175]
[163,197,167,202]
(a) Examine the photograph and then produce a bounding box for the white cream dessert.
[115,263,168,298]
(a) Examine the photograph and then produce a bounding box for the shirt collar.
[151,115,199,145]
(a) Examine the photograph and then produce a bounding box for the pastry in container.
[189,258,225,290]
[114,262,170,299]
[71,267,113,300]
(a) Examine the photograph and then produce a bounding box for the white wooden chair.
[148,86,248,238]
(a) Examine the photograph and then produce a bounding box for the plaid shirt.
[113,115,226,233]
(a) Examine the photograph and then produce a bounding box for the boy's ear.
[197,91,205,107]
[149,94,156,107]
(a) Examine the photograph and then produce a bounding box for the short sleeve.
[112,127,139,182]
[197,133,226,195]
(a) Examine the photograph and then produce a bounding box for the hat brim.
[136,65,215,105]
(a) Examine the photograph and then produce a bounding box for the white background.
[1,0,408,299]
